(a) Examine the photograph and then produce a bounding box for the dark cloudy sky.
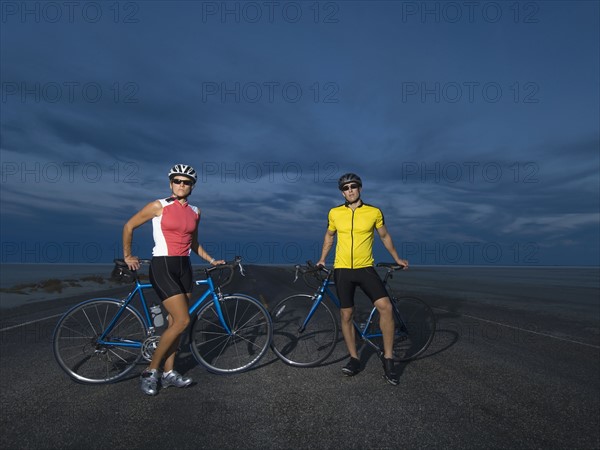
[1,1,598,265]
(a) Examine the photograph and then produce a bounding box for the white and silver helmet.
[168,164,197,184]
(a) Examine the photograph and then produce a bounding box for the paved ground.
[1,265,598,449]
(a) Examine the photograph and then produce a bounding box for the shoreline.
[1,263,598,311]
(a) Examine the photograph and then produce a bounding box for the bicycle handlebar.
[113,257,245,289]
[376,262,407,271]
[201,256,245,289]
[293,261,330,283]
[113,258,152,268]
[293,261,406,285]
[112,258,151,284]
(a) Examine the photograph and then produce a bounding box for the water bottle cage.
[150,305,164,328]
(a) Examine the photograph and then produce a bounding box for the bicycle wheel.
[189,295,272,374]
[368,296,436,361]
[271,294,338,367]
[53,299,147,384]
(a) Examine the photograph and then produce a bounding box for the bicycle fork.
[211,292,234,335]
[299,295,325,333]
[273,295,324,334]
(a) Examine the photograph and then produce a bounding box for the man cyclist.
[317,173,408,385]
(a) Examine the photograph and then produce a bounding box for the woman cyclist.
[123,164,224,396]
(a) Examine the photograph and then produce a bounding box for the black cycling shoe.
[341,357,361,376]
[382,357,399,386]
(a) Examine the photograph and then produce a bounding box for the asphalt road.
[1,265,598,449]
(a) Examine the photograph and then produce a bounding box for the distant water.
[1,263,598,290]
[390,265,600,290]
[0,263,116,288]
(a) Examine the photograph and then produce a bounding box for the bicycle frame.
[96,280,152,349]
[97,274,231,349]
[301,269,404,352]
[271,262,435,368]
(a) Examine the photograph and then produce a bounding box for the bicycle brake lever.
[238,261,246,277]
[293,265,300,283]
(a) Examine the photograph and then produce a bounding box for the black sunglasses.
[172,178,193,186]
[341,183,359,191]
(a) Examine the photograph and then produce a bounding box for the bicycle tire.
[53,299,147,384]
[271,294,338,367]
[189,295,272,374]
[368,296,436,361]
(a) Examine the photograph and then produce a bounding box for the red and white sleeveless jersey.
[152,197,200,256]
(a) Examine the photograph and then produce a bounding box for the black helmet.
[338,173,362,190]
[168,164,197,184]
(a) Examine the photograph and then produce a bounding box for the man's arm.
[316,229,336,266]
[376,225,408,268]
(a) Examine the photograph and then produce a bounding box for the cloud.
[1,2,598,264]
[502,213,600,235]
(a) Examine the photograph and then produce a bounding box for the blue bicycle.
[53,257,272,384]
[271,262,436,367]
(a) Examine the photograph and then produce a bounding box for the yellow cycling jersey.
[327,202,384,269]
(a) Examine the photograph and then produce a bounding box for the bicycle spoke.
[231,332,267,350]
[369,295,436,361]
[270,294,338,367]
[53,300,146,384]
[190,296,272,373]
[82,308,100,337]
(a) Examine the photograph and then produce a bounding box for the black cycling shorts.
[149,256,193,301]
[334,267,389,309]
